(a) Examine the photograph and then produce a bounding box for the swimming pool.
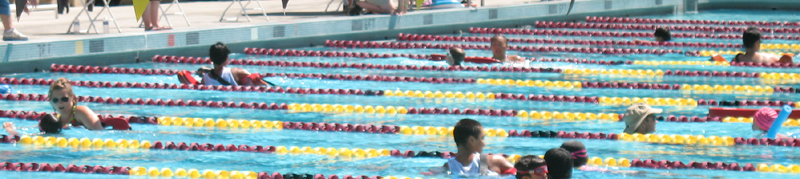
[2,9,800,179]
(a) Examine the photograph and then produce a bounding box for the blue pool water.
[2,9,800,179]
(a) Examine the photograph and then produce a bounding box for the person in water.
[635,27,671,42]
[622,103,663,134]
[3,78,106,135]
[752,107,792,139]
[4,114,62,135]
[443,118,516,175]
[446,47,465,66]
[544,148,573,179]
[728,27,790,64]
[490,35,523,62]
[196,42,272,86]
[515,155,548,179]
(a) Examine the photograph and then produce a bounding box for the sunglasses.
[51,97,70,103]
[518,166,548,176]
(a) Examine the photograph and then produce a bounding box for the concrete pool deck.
[0,0,798,74]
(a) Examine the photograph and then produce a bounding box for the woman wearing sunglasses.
[47,77,104,130]
[3,78,104,135]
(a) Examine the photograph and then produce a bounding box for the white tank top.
[447,153,499,176]
[202,67,238,86]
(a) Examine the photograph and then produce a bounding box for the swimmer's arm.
[489,154,516,174]
[231,68,254,85]
[3,122,20,136]
[75,106,104,130]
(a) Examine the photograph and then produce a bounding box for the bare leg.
[148,1,160,28]
[356,1,394,14]
[142,3,152,29]
[1,15,12,31]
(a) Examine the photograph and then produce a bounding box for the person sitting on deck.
[347,0,409,15]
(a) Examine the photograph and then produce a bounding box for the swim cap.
[754,107,778,131]
[0,84,10,94]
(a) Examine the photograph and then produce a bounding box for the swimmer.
[752,107,792,139]
[726,27,788,64]
[47,77,104,130]
[514,155,548,179]
[622,103,663,134]
[439,118,516,176]
[635,27,671,42]
[491,35,523,62]
[544,148,573,179]
[201,42,274,86]
[3,114,62,136]
[446,47,465,66]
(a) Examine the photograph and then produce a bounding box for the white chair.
[324,0,348,13]
[66,0,121,33]
[219,0,269,22]
[139,0,192,28]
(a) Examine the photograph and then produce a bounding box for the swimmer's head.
[654,27,671,42]
[544,148,573,179]
[491,35,508,57]
[39,114,62,134]
[210,42,231,66]
[753,107,778,132]
[48,78,77,113]
[447,47,465,66]
[453,118,485,152]
[515,155,548,179]
[743,27,762,49]
[560,141,587,167]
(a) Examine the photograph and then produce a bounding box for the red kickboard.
[708,107,800,118]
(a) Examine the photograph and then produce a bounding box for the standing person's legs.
[148,1,160,29]
[142,1,153,30]
[0,0,27,40]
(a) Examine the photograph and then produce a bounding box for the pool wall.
[0,0,797,74]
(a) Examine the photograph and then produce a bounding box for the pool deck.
[15,0,553,41]
[1,0,798,74]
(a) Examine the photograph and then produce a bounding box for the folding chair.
[219,0,269,22]
[139,0,192,28]
[66,0,122,33]
[324,0,347,13]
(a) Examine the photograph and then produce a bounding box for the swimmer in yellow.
[490,35,523,62]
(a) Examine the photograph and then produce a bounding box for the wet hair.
[560,141,587,167]
[654,27,671,41]
[515,155,547,179]
[48,78,77,111]
[453,118,482,147]
[544,148,573,179]
[209,42,231,65]
[743,27,762,49]
[39,114,62,134]
[449,47,465,66]
[491,34,508,45]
